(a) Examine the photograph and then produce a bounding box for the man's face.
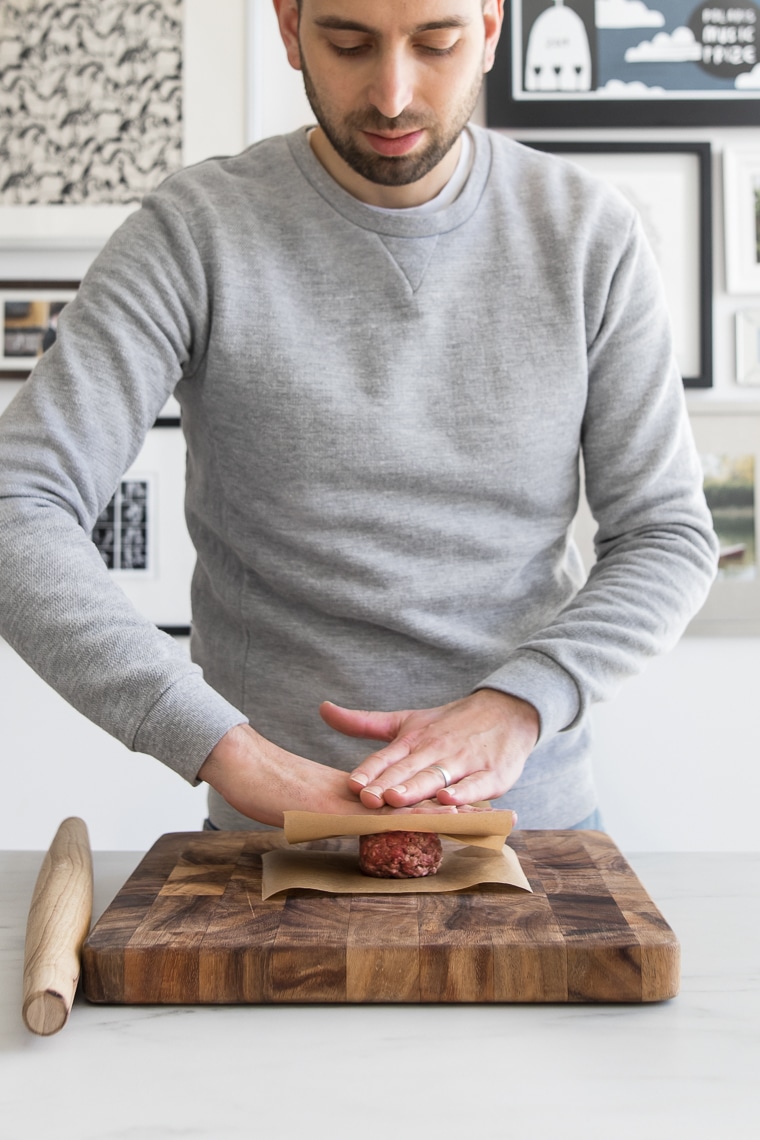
[279,1,503,192]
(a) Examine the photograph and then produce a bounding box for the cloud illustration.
[624,26,703,62]
[596,0,665,29]
[599,79,666,94]
[736,64,760,88]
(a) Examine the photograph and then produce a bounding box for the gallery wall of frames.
[2,1,760,639]
[0,0,246,637]
[488,1,760,636]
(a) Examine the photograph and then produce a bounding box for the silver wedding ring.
[428,764,452,788]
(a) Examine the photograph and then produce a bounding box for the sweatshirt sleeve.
[475,211,719,740]
[0,190,248,782]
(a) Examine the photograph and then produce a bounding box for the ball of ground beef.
[359,831,443,878]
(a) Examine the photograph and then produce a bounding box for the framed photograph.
[736,309,760,384]
[686,403,760,635]
[0,276,181,419]
[0,281,79,379]
[724,148,760,294]
[573,404,760,635]
[0,0,246,248]
[521,141,712,388]
[91,424,193,634]
[487,2,760,129]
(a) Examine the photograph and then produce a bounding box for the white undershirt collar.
[308,127,474,217]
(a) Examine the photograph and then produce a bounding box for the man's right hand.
[196,723,468,828]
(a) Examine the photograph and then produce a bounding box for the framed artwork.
[723,148,760,294]
[91,424,193,634]
[573,404,760,635]
[686,403,760,636]
[487,2,760,128]
[736,309,760,384]
[0,276,181,418]
[1,281,79,378]
[521,141,713,388]
[0,0,246,248]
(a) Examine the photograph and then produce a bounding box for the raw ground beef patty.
[358,831,444,878]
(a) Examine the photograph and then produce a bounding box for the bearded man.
[0,1,717,831]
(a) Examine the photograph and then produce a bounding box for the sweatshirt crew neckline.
[286,124,492,239]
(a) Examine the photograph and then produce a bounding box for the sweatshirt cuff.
[473,649,581,743]
[132,672,249,784]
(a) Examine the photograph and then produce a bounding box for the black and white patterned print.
[0,0,183,204]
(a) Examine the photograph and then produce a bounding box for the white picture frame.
[572,403,760,636]
[724,148,760,295]
[92,425,194,632]
[0,0,246,249]
[736,310,760,386]
[522,141,712,388]
[687,403,760,637]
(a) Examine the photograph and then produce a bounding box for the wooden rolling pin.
[22,816,93,1036]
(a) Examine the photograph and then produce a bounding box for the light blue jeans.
[570,807,605,830]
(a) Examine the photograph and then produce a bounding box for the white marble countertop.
[1,848,758,1139]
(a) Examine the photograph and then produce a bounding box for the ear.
[482,0,505,74]
[272,0,302,71]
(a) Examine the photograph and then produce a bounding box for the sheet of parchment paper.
[261,839,532,899]
[283,809,515,851]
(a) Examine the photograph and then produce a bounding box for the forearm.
[478,513,718,740]
[0,499,246,778]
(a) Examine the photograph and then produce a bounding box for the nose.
[366,47,414,120]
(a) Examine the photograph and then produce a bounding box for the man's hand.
[196,723,470,828]
[319,690,540,809]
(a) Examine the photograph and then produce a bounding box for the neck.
[308,127,463,209]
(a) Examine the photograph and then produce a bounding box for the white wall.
[2,4,759,852]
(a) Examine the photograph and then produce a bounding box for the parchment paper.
[261,810,530,898]
[283,809,516,851]
[261,840,532,899]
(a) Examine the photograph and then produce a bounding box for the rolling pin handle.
[22,816,93,1036]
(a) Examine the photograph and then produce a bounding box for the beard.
[300,54,483,187]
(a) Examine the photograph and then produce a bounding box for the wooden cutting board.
[82,829,679,1004]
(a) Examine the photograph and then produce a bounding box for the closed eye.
[418,42,459,56]
[330,43,371,56]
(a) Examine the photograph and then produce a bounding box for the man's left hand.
[319,690,540,809]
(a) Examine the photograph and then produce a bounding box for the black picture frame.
[488,2,760,129]
[521,140,713,388]
[1,276,183,420]
[92,422,192,637]
[1,280,79,378]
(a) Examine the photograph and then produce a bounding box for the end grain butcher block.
[82,830,679,1005]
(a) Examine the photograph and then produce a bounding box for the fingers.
[360,756,510,810]
[349,731,466,806]
[358,763,452,808]
[319,701,405,743]
[346,732,425,794]
[435,770,504,808]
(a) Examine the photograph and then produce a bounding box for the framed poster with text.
[487,1,760,128]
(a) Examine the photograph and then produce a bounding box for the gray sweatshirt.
[0,126,718,828]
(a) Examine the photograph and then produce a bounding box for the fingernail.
[351,773,368,787]
[388,785,406,795]
[363,786,384,800]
